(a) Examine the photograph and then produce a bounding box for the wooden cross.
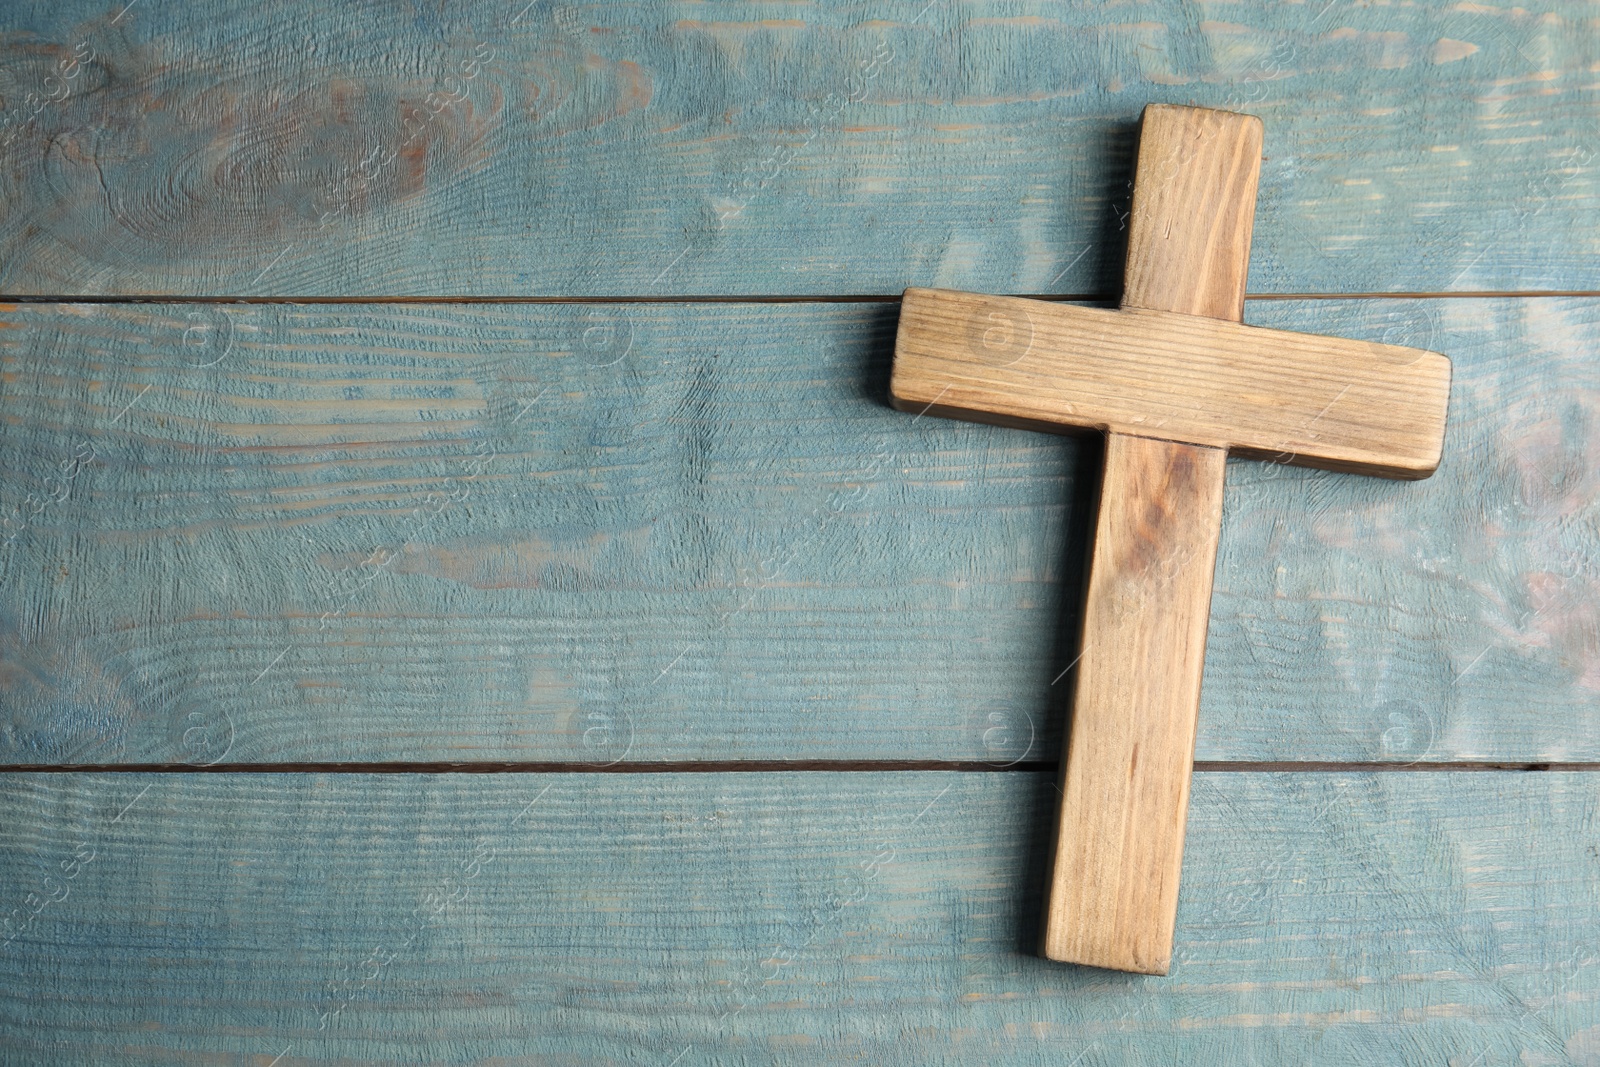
[890,104,1452,974]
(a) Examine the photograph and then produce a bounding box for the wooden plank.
[892,289,1451,477]
[0,769,1596,1064]
[1121,104,1261,322]
[0,1,1596,296]
[1045,435,1226,972]
[0,298,1595,763]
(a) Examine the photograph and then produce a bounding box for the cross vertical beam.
[1040,107,1261,973]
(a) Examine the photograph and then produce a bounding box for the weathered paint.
[0,298,1593,763]
[0,770,1594,1065]
[0,1,1594,295]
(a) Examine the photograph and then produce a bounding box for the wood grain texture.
[1044,435,1226,972]
[1122,105,1262,322]
[892,288,1451,477]
[1037,105,1254,972]
[0,770,1597,1064]
[0,1,1596,296]
[0,298,1593,764]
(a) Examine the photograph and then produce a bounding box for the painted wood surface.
[0,296,1595,764]
[0,769,1596,1065]
[0,0,1596,297]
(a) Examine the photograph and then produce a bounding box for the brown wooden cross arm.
[889,104,1451,975]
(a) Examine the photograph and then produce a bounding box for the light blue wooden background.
[0,0,1595,296]
[1,0,1597,1063]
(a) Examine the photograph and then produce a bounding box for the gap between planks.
[4,290,1600,305]
[2,760,1599,774]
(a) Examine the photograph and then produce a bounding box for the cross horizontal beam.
[891,287,1451,478]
